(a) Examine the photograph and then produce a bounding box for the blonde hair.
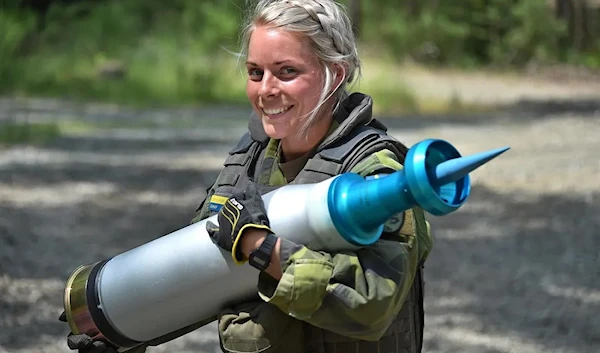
[238,0,362,138]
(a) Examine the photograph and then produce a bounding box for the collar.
[247,91,377,147]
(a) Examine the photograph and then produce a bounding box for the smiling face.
[245,26,333,154]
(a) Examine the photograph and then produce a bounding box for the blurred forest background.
[1,2,600,353]
[2,0,600,109]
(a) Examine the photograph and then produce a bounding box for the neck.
[280,113,333,162]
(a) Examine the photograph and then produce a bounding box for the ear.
[330,63,346,93]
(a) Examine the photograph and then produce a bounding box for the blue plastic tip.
[432,146,510,186]
[326,138,511,247]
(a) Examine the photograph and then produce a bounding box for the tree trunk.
[573,0,591,51]
[349,0,362,39]
[406,0,421,18]
[556,0,568,19]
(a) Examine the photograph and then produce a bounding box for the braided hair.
[239,0,362,139]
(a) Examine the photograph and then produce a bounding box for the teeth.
[263,106,291,115]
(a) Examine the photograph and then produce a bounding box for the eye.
[248,68,263,81]
[280,67,297,76]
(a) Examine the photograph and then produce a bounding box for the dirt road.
[1,93,599,353]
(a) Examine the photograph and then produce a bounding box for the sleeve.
[255,149,433,341]
[189,182,217,224]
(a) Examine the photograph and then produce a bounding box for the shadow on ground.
[378,98,600,130]
[423,185,600,353]
[2,172,599,352]
[1,112,598,353]
[0,131,226,351]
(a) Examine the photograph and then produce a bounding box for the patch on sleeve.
[383,212,405,233]
[208,195,229,212]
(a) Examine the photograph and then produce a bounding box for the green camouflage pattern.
[258,137,287,186]
[213,141,432,352]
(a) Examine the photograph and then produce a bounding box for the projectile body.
[63,139,509,350]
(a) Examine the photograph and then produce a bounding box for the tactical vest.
[195,93,425,353]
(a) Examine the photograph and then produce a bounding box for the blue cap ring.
[404,139,471,216]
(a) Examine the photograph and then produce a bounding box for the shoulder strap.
[293,122,408,184]
[192,132,266,222]
[341,129,409,173]
[219,132,254,168]
[209,132,265,189]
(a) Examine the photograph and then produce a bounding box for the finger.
[222,200,240,229]
[67,333,94,349]
[92,340,109,350]
[205,221,219,237]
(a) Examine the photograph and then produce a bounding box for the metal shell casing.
[62,138,509,349]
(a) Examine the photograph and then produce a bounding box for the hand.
[59,311,118,353]
[58,312,148,353]
[66,333,118,353]
[206,183,273,264]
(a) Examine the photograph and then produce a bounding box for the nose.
[258,72,280,98]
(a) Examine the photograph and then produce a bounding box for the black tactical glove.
[58,311,147,353]
[58,311,117,353]
[66,333,118,353]
[206,182,273,264]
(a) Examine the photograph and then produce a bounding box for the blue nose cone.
[326,139,510,247]
[432,146,510,186]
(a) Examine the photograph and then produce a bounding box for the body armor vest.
[196,93,425,353]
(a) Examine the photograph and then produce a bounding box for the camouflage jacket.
[191,92,433,353]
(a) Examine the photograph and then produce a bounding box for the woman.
[194,1,432,352]
[63,1,432,352]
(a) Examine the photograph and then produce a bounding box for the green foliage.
[0,0,598,111]
[487,0,569,66]
[3,0,248,106]
[361,0,572,68]
[0,6,38,90]
[361,3,472,66]
[0,121,61,146]
[578,49,600,68]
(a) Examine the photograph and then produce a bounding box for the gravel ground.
[0,94,599,353]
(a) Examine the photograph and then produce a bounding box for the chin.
[263,125,289,140]
[262,119,294,140]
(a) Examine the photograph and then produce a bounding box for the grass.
[0,52,496,146]
[0,119,160,146]
[1,2,500,148]
[0,121,62,146]
[5,49,488,114]
[0,1,516,119]
[4,50,250,109]
[355,53,495,116]
[3,0,599,112]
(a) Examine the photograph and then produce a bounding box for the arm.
[242,229,284,280]
[242,210,424,341]
[240,149,433,341]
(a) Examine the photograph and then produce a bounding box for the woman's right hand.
[65,333,118,353]
[58,311,119,353]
